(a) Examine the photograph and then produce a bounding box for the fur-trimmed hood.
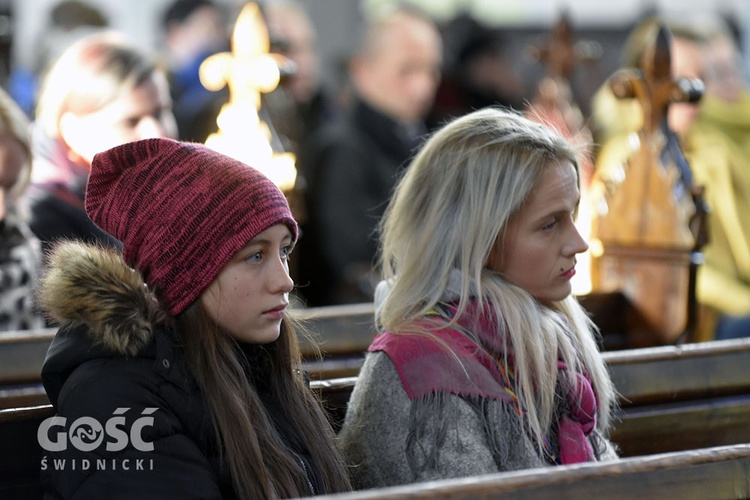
[39,241,167,357]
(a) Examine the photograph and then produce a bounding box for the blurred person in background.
[692,18,750,158]
[429,16,526,128]
[24,31,178,253]
[297,5,442,306]
[263,0,341,156]
[681,17,750,340]
[592,16,750,341]
[8,0,109,117]
[160,0,229,142]
[0,87,45,331]
[262,0,343,291]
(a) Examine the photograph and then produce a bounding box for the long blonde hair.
[176,304,352,498]
[378,107,615,446]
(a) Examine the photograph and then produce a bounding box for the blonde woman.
[339,107,618,489]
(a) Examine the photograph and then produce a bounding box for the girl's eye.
[542,219,558,231]
[246,251,262,263]
[281,245,294,260]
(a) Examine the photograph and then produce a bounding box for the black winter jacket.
[39,242,321,499]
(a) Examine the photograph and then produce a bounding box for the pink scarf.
[556,361,597,463]
[369,302,597,464]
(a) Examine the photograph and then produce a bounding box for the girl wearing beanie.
[38,138,352,498]
[339,108,619,489]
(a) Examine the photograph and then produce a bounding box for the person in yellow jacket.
[591,16,750,340]
[684,21,750,339]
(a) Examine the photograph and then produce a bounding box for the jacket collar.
[40,242,195,404]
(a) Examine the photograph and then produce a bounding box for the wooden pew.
[5,402,750,499]
[315,338,750,459]
[0,288,670,411]
[0,304,372,409]
[4,397,748,500]
[0,302,377,409]
[0,291,654,403]
[0,404,52,499]
[309,443,750,499]
[297,292,650,367]
[4,339,750,497]
[606,338,750,456]
[5,328,750,449]
[0,329,56,410]
[6,338,750,456]
[297,303,377,379]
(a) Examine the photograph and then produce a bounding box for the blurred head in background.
[349,6,442,125]
[35,30,177,166]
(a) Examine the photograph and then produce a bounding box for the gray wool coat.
[338,351,619,490]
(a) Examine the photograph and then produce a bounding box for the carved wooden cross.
[609,26,703,134]
[590,23,709,344]
[595,24,703,248]
[529,12,599,81]
[526,13,599,187]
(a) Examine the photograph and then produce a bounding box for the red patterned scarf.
[369,301,597,464]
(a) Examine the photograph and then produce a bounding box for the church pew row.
[0,303,371,408]
[2,314,750,403]
[314,337,750,458]
[300,291,643,377]
[308,443,750,500]
[0,303,375,394]
[316,337,750,459]
[4,337,750,497]
[3,398,749,500]
[3,318,750,429]
[605,338,750,456]
[0,290,647,395]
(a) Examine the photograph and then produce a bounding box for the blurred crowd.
[1,0,749,341]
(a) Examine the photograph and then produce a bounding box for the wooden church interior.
[3,1,750,497]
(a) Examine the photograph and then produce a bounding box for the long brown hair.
[176,302,352,498]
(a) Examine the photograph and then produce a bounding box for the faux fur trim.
[38,241,166,356]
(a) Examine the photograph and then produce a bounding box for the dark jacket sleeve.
[41,358,224,500]
[312,140,382,274]
[26,188,121,253]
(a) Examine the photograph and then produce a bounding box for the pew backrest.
[0,303,378,387]
[309,443,750,499]
[604,337,750,406]
[0,329,54,385]
[0,404,55,498]
[602,337,750,456]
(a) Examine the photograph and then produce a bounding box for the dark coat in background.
[25,126,121,254]
[297,97,424,306]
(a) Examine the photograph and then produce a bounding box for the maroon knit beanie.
[86,138,298,316]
